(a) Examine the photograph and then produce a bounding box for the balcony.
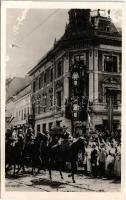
[93,102,121,113]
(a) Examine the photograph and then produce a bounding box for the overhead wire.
[13,9,60,46]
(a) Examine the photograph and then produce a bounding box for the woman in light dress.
[114,143,121,179]
[105,142,116,177]
[85,142,92,174]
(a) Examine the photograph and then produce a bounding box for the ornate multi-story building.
[28,9,121,136]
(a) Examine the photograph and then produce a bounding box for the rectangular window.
[103,120,108,129]
[57,60,62,77]
[38,77,41,89]
[44,72,47,84]
[49,122,53,130]
[106,89,120,108]
[32,105,35,115]
[38,104,41,114]
[43,93,47,106]
[74,55,86,66]
[37,124,40,132]
[117,93,121,104]
[33,81,36,92]
[104,55,117,72]
[27,107,29,115]
[24,108,26,119]
[50,95,53,106]
[41,73,43,87]
[56,120,62,127]
[50,68,53,82]
[43,123,46,133]
[21,109,23,120]
[57,91,61,107]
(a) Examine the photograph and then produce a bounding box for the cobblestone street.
[6,170,121,192]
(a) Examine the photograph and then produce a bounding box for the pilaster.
[94,48,99,102]
[88,49,94,101]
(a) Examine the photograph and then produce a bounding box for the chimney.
[68,9,91,32]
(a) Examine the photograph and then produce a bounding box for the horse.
[5,132,35,176]
[47,137,85,183]
[22,132,49,175]
[5,137,24,176]
[33,132,50,174]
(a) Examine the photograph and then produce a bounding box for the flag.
[88,113,92,130]
[9,115,15,123]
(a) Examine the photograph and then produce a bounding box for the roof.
[6,76,31,102]
[28,9,122,76]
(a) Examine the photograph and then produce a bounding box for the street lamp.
[72,100,80,119]
[72,72,79,86]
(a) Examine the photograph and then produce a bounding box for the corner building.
[28,9,121,136]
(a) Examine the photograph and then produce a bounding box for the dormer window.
[106,26,110,32]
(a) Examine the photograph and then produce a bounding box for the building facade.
[28,9,121,136]
[13,84,32,131]
[6,77,32,132]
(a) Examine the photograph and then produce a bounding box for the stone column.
[88,48,98,131]
[63,53,72,130]
[88,48,94,101]
[94,48,99,102]
[63,54,70,103]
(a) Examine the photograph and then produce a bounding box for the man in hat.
[98,143,106,178]
[91,143,98,177]
[62,127,73,151]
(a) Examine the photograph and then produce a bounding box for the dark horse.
[5,137,24,176]
[47,137,85,183]
[31,133,49,175]
[22,132,49,175]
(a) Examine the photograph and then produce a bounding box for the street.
[6,169,121,192]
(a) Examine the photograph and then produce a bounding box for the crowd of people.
[82,130,121,180]
[6,126,121,180]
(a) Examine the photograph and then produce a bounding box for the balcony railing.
[93,102,121,112]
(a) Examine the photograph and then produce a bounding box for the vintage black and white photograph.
[4,4,122,193]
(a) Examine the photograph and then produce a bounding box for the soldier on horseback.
[25,128,34,144]
[51,126,73,150]
[62,126,73,149]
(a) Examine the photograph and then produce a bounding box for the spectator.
[91,144,98,177]
[105,143,116,178]
[98,143,106,178]
[85,143,92,174]
[114,142,121,179]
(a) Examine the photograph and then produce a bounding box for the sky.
[6,9,122,78]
